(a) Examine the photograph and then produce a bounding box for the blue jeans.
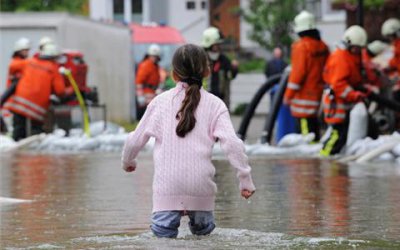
[150,211,215,238]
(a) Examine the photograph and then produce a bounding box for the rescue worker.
[202,27,238,109]
[6,38,31,88]
[1,38,31,133]
[320,25,369,156]
[135,43,161,119]
[33,36,54,58]
[283,11,329,142]
[381,18,400,101]
[4,43,66,141]
[362,40,388,88]
[39,37,53,50]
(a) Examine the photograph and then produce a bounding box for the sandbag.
[277,133,315,147]
[346,102,368,147]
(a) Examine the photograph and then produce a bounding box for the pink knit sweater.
[122,82,256,212]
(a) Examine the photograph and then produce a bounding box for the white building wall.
[167,0,209,45]
[0,13,133,122]
[318,0,346,49]
[317,20,346,50]
[89,0,113,21]
[59,16,133,122]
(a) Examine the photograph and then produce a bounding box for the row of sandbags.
[0,121,398,164]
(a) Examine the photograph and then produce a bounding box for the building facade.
[89,0,209,44]
[89,0,345,49]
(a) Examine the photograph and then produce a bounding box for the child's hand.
[241,189,255,199]
[122,160,137,172]
[124,165,136,172]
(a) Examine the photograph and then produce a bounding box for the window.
[131,0,143,23]
[201,1,207,9]
[113,0,124,21]
[210,0,224,9]
[304,0,322,20]
[186,1,196,10]
[132,0,142,14]
[113,0,124,14]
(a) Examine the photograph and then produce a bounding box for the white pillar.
[142,0,151,23]
[124,0,132,23]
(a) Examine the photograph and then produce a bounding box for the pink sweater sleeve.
[121,101,158,169]
[212,110,256,192]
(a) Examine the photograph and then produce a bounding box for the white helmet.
[147,44,161,57]
[342,25,367,47]
[202,27,222,48]
[293,11,316,33]
[39,36,54,48]
[381,18,400,37]
[367,40,388,55]
[14,37,31,52]
[40,43,59,58]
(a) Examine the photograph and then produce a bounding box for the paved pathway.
[230,73,270,114]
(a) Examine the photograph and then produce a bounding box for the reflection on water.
[1,152,400,249]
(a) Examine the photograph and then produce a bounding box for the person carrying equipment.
[320,25,369,156]
[3,43,66,141]
[283,11,329,142]
[202,27,238,109]
[381,18,400,101]
[135,44,161,119]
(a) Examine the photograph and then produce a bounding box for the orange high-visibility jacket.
[4,57,65,122]
[6,57,28,88]
[391,38,400,92]
[284,37,329,118]
[362,49,382,87]
[389,38,400,74]
[322,49,363,124]
[135,58,160,95]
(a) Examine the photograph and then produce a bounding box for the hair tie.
[182,76,202,87]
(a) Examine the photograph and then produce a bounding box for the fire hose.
[59,67,91,137]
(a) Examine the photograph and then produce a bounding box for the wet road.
[1,151,400,249]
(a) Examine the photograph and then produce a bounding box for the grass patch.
[238,58,265,73]
[232,103,249,115]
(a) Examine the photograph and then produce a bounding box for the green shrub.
[238,58,265,73]
[233,103,249,115]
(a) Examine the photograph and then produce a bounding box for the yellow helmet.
[342,25,367,47]
[381,18,400,37]
[293,11,316,33]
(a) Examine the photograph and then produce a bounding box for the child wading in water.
[122,44,256,238]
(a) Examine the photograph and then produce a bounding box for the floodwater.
[1,151,400,249]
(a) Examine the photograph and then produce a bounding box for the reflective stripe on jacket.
[4,57,65,122]
[322,49,362,124]
[284,37,329,118]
